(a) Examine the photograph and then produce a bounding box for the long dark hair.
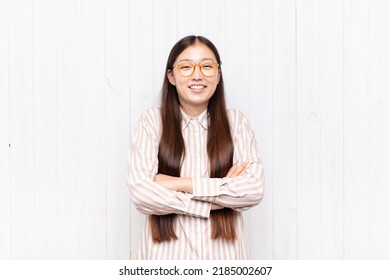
[150,35,237,242]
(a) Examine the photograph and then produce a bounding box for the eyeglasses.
[173,60,220,77]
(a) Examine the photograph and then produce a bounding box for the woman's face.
[167,42,220,117]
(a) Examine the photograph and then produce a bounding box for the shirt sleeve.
[191,110,264,211]
[128,109,212,218]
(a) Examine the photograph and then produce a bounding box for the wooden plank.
[248,0,274,260]
[129,0,154,119]
[343,0,369,259]
[367,0,390,259]
[221,0,250,255]
[0,0,11,260]
[8,0,35,259]
[153,0,177,105]
[106,0,131,259]
[57,0,84,259]
[78,0,107,259]
[272,0,297,259]
[129,0,154,259]
[200,0,225,45]
[222,0,250,114]
[319,0,344,259]
[32,0,58,259]
[296,0,321,259]
[177,0,201,38]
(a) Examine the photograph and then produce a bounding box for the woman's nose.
[192,64,203,79]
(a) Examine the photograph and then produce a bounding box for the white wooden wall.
[0,0,390,260]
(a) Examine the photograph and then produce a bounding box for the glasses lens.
[200,61,217,76]
[177,62,194,77]
[176,61,218,77]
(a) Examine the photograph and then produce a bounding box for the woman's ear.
[167,70,176,86]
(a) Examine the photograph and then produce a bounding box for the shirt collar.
[180,107,209,131]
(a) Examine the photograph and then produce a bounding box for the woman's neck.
[179,104,208,118]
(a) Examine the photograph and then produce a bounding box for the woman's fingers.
[226,161,238,177]
[227,162,248,178]
[234,162,248,176]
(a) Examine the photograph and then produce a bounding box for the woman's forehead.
[176,43,217,61]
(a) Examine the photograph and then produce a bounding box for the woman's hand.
[226,161,248,178]
[154,174,192,193]
[154,161,247,198]
[211,203,224,210]
[154,174,175,190]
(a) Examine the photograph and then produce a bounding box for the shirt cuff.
[176,192,212,218]
[191,177,223,201]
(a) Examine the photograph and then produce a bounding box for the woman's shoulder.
[138,106,162,131]
[226,108,249,129]
[139,106,160,121]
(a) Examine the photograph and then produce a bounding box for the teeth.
[190,85,205,89]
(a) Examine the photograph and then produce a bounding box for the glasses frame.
[173,60,220,77]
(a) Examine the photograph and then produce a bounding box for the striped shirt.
[128,107,264,259]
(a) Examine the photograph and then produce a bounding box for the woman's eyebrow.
[177,58,216,63]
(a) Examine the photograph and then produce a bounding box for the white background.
[0,0,389,260]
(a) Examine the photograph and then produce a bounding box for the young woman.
[128,35,264,259]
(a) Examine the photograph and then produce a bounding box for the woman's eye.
[202,63,214,69]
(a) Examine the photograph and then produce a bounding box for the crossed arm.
[154,162,248,210]
[128,109,264,218]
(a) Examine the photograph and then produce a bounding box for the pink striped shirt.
[128,107,264,259]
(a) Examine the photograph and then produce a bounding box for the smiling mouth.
[189,85,206,89]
